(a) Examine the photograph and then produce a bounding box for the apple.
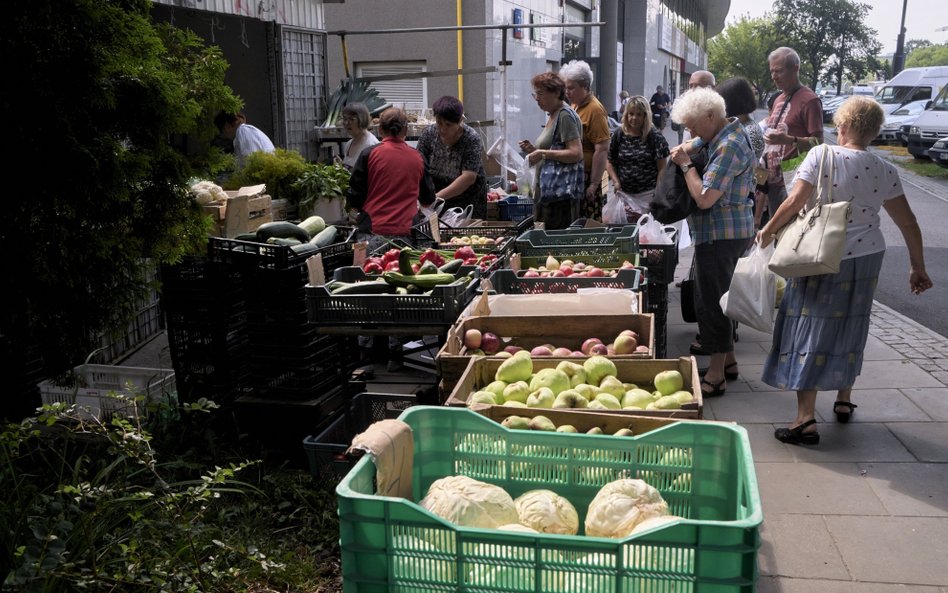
[573,262,586,271]
[480,331,501,354]
[504,345,523,355]
[581,337,603,355]
[654,370,684,396]
[606,345,616,355]
[530,345,553,356]
[464,328,482,350]
[620,260,636,269]
[551,270,566,277]
[587,267,605,277]
[619,329,639,340]
[635,345,649,353]
[551,347,573,357]
[613,334,638,354]
[559,265,572,276]
[571,350,586,357]
[523,270,540,278]
[589,343,609,355]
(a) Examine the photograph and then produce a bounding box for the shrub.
[224,149,313,206]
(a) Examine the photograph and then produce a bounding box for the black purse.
[650,147,707,224]
[680,258,698,324]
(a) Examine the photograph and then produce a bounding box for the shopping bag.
[680,258,698,324]
[633,213,674,245]
[602,183,628,224]
[720,242,777,333]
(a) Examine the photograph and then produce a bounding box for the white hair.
[769,47,800,69]
[670,87,726,124]
[560,59,594,89]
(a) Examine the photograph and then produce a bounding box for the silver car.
[877,100,929,144]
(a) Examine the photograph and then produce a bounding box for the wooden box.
[436,314,655,397]
[444,356,702,419]
[203,184,272,238]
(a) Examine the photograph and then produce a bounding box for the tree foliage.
[906,43,948,68]
[708,14,780,103]
[1,0,240,379]
[773,0,881,92]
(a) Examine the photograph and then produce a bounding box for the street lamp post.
[892,0,908,75]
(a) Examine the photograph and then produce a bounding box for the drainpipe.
[457,0,464,102]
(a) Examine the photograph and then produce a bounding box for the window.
[282,28,327,161]
[356,61,427,111]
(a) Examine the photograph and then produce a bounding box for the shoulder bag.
[537,107,584,204]
[768,145,851,278]
[649,146,707,224]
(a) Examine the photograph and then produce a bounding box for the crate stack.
[639,226,679,358]
[160,256,250,403]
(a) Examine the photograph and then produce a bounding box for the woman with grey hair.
[340,102,379,170]
[669,87,756,398]
[561,59,611,221]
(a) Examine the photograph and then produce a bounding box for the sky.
[723,0,948,55]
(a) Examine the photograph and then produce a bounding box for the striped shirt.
[689,117,756,245]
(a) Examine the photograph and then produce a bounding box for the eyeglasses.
[341,116,357,123]
[531,90,546,99]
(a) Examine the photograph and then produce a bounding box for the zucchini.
[398,247,414,275]
[256,221,311,243]
[298,215,326,238]
[382,271,457,290]
[418,260,440,275]
[233,232,261,242]
[308,225,339,247]
[267,237,302,246]
[438,258,465,274]
[330,280,397,295]
[291,243,323,257]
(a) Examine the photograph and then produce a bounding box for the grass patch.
[900,160,948,178]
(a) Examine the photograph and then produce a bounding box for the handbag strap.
[813,144,834,208]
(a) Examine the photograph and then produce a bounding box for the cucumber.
[233,232,261,242]
[267,237,302,246]
[291,243,323,257]
[256,221,311,243]
[298,215,326,238]
[418,260,440,275]
[330,280,397,295]
[382,271,457,289]
[308,225,339,247]
[438,259,465,274]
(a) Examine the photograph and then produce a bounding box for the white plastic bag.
[602,184,627,224]
[633,213,674,245]
[487,136,525,178]
[516,158,535,198]
[720,242,777,333]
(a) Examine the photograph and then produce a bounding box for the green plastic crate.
[515,227,639,258]
[337,406,762,593]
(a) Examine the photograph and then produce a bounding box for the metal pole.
[500,25,511,191]
[892,0,908,75]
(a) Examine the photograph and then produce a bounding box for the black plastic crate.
[644,281,669,358]
[302,392,417,481]
[305,267,478,327]
[208,227,356,274]
[413,217,534,250]
[484,267,643,295]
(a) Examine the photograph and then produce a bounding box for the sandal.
[833,401,857,424]
[774,419,820,445]
[699,362,739,381]
[700,377,726,398]
[689,342,711,356]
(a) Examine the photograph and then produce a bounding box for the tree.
[708,14,780,104]
[905,39,932,56]
[906,43,948,68]
[1,0,239,390]
[773,0,880,92]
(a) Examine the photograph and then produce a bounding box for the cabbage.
[584,478,669,538]
[514,489,579,535]
[630,514,682,535]
[419,475,518,529]
[391,535,456,584]
[573,550,691,593]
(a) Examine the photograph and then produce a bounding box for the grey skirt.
[762,251,884,391]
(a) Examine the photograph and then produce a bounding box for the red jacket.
[347,137,435,236]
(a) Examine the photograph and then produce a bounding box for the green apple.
[552,389,589,409]
[526,387,555,408]
[583,355,618,387]
[653,370,684,396]
[502,381,531,404]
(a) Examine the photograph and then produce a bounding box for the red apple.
[587,267,605,277]
[570,350,586,357]
[551,270,566,277]
[480,332,501,354]
[613,334,638,354]
[464,329,482,350]
[581,338,603,355]
[504,345,523,355]
[634,345,650,353]
[589,343,609,355]
[606,345,616,355]
[551,347,573,357]
[619,329,639,340]
[523,270,540,278]
[530,346,553,356]
[559,265,572,276]
[573,262,587,271]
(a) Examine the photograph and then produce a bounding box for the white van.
[875,66,948,115]
[906,84,948,159]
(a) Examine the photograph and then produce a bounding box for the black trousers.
[693,238,750,354]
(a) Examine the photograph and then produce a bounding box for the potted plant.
[293,162,351,223]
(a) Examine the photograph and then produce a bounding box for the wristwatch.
[680,162,694,173]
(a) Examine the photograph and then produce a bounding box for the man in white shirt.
[214,111,275,168]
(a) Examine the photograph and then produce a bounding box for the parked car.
[907,84,948,159]
[877,100,929,144]
[822,95,849,123]
[927,136,948,169]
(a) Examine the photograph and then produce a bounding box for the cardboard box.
[460,289,643,318]
[445,356,702,419]
[203,184,271,238]
[436,314,655,397]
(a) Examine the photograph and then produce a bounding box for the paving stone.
[826,516,948,586]
[742,422,795,462]
[755,462,886,515]
[853,359,942,389]
[817,388,930,422]
[857,462,948,517]
[757,514,848,580]
[783,423,917,463]
[704,390,793,423]
[901,388,948,421]
[757,576,946,592]
[886,422,948,462]
[862,337,904,361]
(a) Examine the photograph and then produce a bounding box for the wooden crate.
[476,405,681,436]
[203,184,272,238]
[436,314,655,397]
[444,356,702,419]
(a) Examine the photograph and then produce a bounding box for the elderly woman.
[347,107,436,252]
[519,72,584,230]
[560,60,612,221]
[340,102,379,170]
[669,87,756,398]
[416,95,488,220]
[606,94,669,221]
[758,96,932,445]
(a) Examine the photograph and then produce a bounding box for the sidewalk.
[665,247,948,591]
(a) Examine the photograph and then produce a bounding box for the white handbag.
[768,145,851,278]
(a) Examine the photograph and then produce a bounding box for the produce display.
[461,327,647,357]
[500,414,635,436]
[361,246,500,275]
[465,352,695,411]
[189,179,228,205]
[520,255,638,278]
[445,234,508,247]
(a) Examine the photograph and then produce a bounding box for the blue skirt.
[762,251,884,391]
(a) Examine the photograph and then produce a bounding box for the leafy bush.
[224,149,313,205]
[294,163,351,212]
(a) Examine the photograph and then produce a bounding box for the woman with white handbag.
[757,96,933,446]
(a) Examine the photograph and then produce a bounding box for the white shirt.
[234,123,275,167]
[343,132,380,169]
[793,145,903,260]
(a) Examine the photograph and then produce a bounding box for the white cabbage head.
[514,489,580,535]
[584,478,669,538]
[420,475,518,529]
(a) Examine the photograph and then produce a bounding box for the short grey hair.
[560,59,594,90]
[670,87,726,125]
[769,47,800,69]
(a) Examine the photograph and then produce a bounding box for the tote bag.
[650,147,707,224]
[537,107,584,204]
[768,145,851,278]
